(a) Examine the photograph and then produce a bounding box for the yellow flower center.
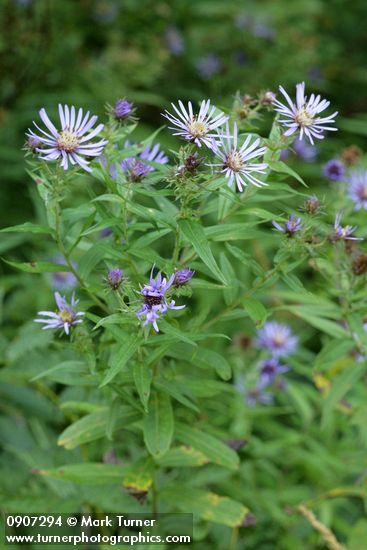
[188,119,208,138]
[57,130,80,153]
[226,151,243,172]
[295,108,314,127]
[58,310,74,324]
[273,334,285,346]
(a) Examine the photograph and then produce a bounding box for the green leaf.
[2,259,71,273]
[0,222,55,237]
[175,422,239,470]
[143,392,174,458]
[270,160,307,186]
[315,340,356,372]
[178,219,227,284]
[158,446,209,468]
[158,319,197,346]
[321,364,365,430]
[154,378,199,412]
[100,334,141,387]
[31,361,98,386]
[123,458,155,493]
[243,297,268,328]
[133,362,153,412]
[220,252,237,305]
[58,407,140,449]
[161,486,250,527]
[39,463,126,484]
[193,347,232,381]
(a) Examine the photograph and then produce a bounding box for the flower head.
[173,268,194,287]
[34,292,84,335]
[196,54,222,80]
[260,91,276,106]
[162,99,228,148]
[273,82,338,144]
[27,104,107,172]
[256,358,290,386]
[107,268,123,290]
[348,170,367,211]
[165,26,185,56]
[272,215,302,236]
[113,99,134,120]
[111,141,168,182]
[210,122,268,191]
[49,256,77,290]
[137,269,185,332]
[246,386,274,407]
[330,213,363,242]
[256,321,298,357]
[323,159,345,181]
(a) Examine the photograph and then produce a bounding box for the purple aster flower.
[49,256,77,290]
[137,269,185,332]
[252,21,275,41]
[256,321,298,357]
[27,104,107,172]
[196,54,222,80]
[273,82,338,144]
[246,386,274,407]
[280,137,317,162]
[329,212,363,242]
[100,227,113,238]
[272,215,302,236]
[113,99,134,120]
[256,358,290,386]
[107,268,123,290]
[112,141,168,182]
[293,137,318,161]
[323,159,345,181]
[348,169,367,210]
[162,99,228,148]
[34,292,84,336]
[210,122,268,191]
[173,268,194,287]
[165,26,185,56]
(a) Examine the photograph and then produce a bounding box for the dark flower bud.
[173,268,194,287]
[352,254,367,275]
[107,268,123,290]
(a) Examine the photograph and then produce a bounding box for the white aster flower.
[27,104,108,172]
[162,99,228,148]
[210,122,268,191]
[273,82,338,144]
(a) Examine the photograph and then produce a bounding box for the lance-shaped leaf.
[175,422,239,470]
[58,407,140,449]
[178,219,227,284]
[143,392,174,458]
[161,486,250,527]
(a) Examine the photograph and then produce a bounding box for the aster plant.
[8,83,366,547]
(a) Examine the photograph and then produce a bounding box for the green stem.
[54,197,109,313]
